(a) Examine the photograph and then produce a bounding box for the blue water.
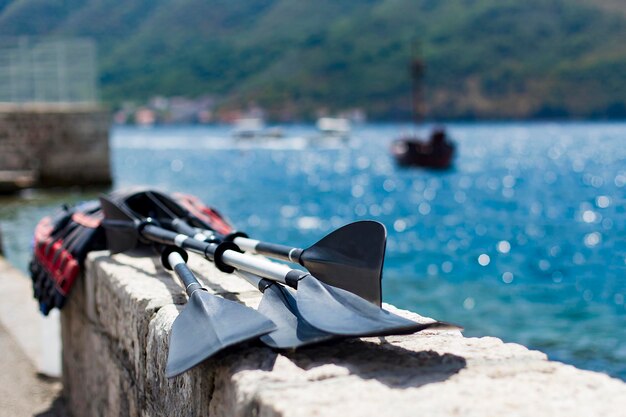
[1,122,625,379]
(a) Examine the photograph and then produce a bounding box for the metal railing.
[0,37,98,104]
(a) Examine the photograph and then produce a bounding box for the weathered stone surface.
[62,250,626,417]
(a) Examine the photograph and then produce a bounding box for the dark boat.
[390,53,455,169]
[391,128,455,169]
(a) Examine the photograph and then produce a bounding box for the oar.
[157,246,276,378]
[120,189,384,306]
[214,221,384,306]
[100,196,458,337]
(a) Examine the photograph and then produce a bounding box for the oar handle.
[166,250,203,297]
[233,237,304,264]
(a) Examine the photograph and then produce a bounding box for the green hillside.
[0,0,625,119]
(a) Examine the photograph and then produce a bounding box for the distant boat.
[391,128,455,169]
[316,117,350,140]
[262,126,285,139]
[232,118,264,139]
[391,53,455,169]
[232,118,284,139]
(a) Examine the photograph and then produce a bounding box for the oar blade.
[166,290,276,378]
[99,196,142,253]
[301,221,385,306]
[258,283,338,349]
[296,276,453,337]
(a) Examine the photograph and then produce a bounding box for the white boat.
[232,118,285,139]
[316,117,351,138]
[232,118,264,138]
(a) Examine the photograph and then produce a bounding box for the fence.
[0,37,98,104]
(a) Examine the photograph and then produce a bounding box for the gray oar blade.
[99,196,142,253]
[258,283,338,349]
[301,221,385,306]
[296,276,456,337]
[166,289,276,378]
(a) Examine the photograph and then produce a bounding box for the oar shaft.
[167,251,203,296]
[233,237,303,264]
[176,220,305,265]
[143,224,212,255]
[221,249,292,285]
[142,224,306,288]
[170,218,208,243]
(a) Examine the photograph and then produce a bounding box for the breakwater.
[0,103,111,189]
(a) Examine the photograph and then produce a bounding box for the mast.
[410,56,425,124]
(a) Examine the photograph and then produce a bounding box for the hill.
[0,0,625,120]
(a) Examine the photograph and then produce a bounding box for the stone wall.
[61,250,626,417]
[0,103,111,186]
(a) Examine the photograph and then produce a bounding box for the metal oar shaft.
[143,224,215,256]
[189,224,303,265]
[141,224,306,288]
[232,237,303,264]
[170,218,209,243]
[220,249,301,286]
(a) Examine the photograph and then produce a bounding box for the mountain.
[0,0,625,120]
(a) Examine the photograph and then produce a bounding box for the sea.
[1,122,625,380]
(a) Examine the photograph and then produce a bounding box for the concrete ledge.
[0,256,61,376]
[0,256,43,365]
[62,251,626,417]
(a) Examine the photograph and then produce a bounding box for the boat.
[316,117,350,140]
[231,118,284,139]
[390,128,455,169]
[390,55,455,169]
[232,118,264,139]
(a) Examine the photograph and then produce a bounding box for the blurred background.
[0,0,624,381]
[1,0,625,121]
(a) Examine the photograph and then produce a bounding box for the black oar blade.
[301,221,385,306]
[296,276,454,337]
[99,196,141,253]
[258,283,338,349]
[166,289,276,378]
